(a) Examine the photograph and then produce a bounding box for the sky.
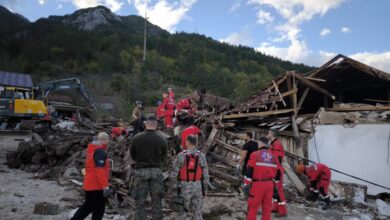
[1,0,390,71]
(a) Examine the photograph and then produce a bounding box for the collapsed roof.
[224,54,390,120]
[0,71,34,88]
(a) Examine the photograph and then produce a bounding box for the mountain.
[0,5,314,115]
[0,5,29,35]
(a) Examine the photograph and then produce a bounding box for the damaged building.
[222,54,390,196]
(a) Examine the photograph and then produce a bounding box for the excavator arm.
[37,78,96,109]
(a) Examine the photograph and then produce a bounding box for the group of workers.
[71,88,332,220]
[239,129,332,220]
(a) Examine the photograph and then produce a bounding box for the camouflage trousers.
[177,181,204,220]
[132,168,164,220]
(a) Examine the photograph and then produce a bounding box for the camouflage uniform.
[133,168,164,220]
[170,149,210,220]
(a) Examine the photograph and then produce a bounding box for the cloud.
[341,26,351,33]
[220,28,253,46]
[320,28,331,37]
[350,51,390,73]
[57,3,63,9]
[257,10,274,24]
[130,0,197,32]
[250,0,345,63]
[38,0,46,5]
[72,0,124,12]
[229,0,241,13]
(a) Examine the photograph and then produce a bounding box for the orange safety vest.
[83,142,110,191]
[179,151,203,181]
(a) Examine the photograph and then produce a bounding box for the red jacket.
[111,127,126,138]
[83,142,110,191]
[163,97,175,111]
[169,90,175,99]
[244,148,278,185]
[270,138,285,166]
[305,163,331,183]
[181,125,201,149]
[156,104,165,119]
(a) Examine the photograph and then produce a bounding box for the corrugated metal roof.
[0,71,33,88]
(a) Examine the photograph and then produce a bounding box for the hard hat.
[295,164,305,174]
[135,100,142,105]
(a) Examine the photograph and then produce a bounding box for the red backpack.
[179,151,203,181]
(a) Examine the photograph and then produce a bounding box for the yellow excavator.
[0,71,95,131]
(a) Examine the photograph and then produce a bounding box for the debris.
[33,202,60,215]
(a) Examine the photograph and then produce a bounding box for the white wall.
[308,124,390,195]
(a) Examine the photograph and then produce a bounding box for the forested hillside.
[0,5,314,116]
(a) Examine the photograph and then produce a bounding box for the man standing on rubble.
[170,135,210,220]
[237,132,259,176]
[71,132,111,220]
[296,163,332,209]
[162,92,175,129]
[130,115,168,220]
[243,137,279,220]
[268,129,287,217]
[132,100,145,135]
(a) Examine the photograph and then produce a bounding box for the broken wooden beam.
[272,80,287,107]
[209,168,240,183]
[208,151,238,167]
[296,87,310,114]
[295,73,336,100]
[283,161,306,195]
[214,139,241,155]
[326,106,390,112]
[223,108,294,119]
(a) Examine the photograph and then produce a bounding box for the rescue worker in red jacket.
[162,92,175,129]
[111,120,127,142]
[156,100,165,121]
[176,98,193,115]
[243,137,280,220]
[181,124,202,150]
[296,163,332,209]
[267,129,287,217]
[168,87,175,100]
[71,132,111,220]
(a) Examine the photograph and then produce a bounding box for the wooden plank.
[303,76,326,82]
[292,71,298,115]
[223,108,294,119]
[269,88,298,102]
[209,168,240,183]
[283,161,306,195]
[272,80,287,107]
[296,87,310,114]
[214,139,241,155]
[202,128,219,154]
[268,73,289,91]
[295,73,336,100]
[208,151,238,167]
[326,106,390,112]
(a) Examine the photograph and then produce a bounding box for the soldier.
[170,135,210,220]
[130,115,168,220]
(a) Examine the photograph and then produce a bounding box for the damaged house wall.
[308,124,390,195]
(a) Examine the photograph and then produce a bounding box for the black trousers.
[71,190,105,220]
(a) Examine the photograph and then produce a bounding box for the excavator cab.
[0,86,49,130]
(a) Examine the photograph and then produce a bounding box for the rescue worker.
[237,132,259,176]
[181,124,202,150]
[170,135,210,220]
[296,163,332,209]
[156,100,165,121]
[176,98,193,115]
[132,100,144,134]
[162,92,175,129]
[111,119,127,142]
[168,87,175,100]
[243,137,280,220]
[268,129,287,217]
[130,115,168,220]
[71,132,111,220]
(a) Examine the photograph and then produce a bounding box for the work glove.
[103,187,112,198]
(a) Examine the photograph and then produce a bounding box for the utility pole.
[143,11,149,62]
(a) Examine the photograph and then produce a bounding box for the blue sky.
[1,0,389,71]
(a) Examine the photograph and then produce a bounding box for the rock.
[6,151,21,168]
[14,192,24,197]
[204,204,232,219]
[32,133,44,144]
[63,167,80,179]
[33,202,60,215]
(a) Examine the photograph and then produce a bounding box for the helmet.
[135,100,143,105]
[295,164,305,174]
